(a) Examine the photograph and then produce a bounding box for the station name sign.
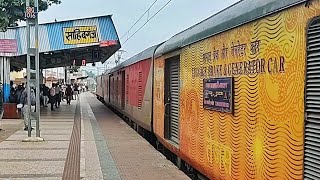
[63,26,99,45]
[203,77,233,113]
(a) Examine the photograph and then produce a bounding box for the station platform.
[0,93,189,180]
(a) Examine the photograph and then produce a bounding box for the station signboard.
[63,26,99,45]
[203,77,234,113]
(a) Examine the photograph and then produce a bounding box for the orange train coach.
[96,0,320,179]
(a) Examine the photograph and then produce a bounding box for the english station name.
[192,40,285,78]
[192,57,285,78]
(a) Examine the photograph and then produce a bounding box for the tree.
[0,0,61,72]
[0,0,61,31]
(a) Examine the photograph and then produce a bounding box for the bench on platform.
[3,103,21,119]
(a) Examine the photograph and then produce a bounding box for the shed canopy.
[0,15,121,69]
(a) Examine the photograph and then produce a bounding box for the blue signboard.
[203,77,233,113]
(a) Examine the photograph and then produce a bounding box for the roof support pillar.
[0,57,10,103]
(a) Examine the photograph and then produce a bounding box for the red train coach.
[100,44,161,132]
[102,74,109,103]
[95,75,104,100]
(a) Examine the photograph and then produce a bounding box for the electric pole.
[114,50,127,65]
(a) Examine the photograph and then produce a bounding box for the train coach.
[95,75,104,100]
[97,0,320,179]
[98,45,160,133]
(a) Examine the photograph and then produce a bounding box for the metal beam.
[35,0,40,137]
[26,0,32,137]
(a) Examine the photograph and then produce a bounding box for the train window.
[138,72,142,110]
[116,77,118,97]
[112,78,114,99]
[126,74,129,104]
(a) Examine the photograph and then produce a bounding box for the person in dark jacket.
[42,84,49,107]
[65,84,73,105]
[15,85,23,104]
[73,84,79,100]
[49,83,56,111]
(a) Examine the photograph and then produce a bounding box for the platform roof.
[0,15,121,69]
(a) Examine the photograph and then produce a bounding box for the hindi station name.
[63,26,99,45]
[194,39,285,78]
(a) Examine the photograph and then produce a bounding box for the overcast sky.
[38,0,239,71]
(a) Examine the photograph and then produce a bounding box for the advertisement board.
[0,39,17,53]
[100,40,118,47]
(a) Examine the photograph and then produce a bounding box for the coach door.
[164,56,180,145]
[304,17,320,179]
[101,76,104,99]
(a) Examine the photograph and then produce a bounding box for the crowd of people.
[7,82,87,131]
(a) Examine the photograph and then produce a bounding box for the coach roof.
[155,0,306,57]
[109,43,162,73]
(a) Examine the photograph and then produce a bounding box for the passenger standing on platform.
[42,84,49,107]
[65,84,73,105]
[58,85,63,104]
[54,84,61,108]
[9,81,14,94]
[20,85,35,131]
[61,84,66,102]
[9,88,16,103]
[39,85,43,106]
[50,84,56,111]
[82,85,86,93]
[15,85,23,105]
[74,84,79,100]
[9,81,16,103]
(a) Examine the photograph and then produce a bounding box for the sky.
[37,0,239,72]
